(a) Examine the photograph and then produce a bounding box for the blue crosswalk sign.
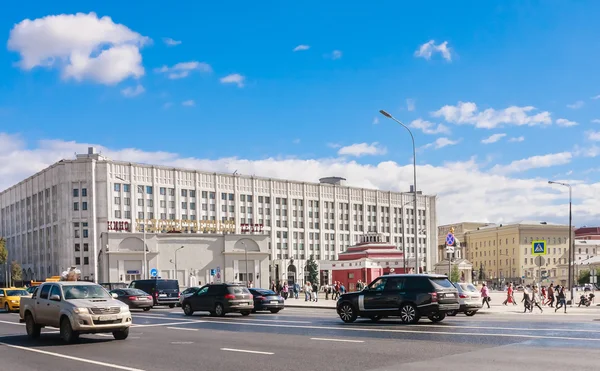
[210,269,216,276]
[531,240,547,256]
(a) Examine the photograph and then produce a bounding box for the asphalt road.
[1,307,600,371]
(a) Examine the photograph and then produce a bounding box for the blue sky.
[1,1,599,225]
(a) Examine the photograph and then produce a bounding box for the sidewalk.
[284,291,600,316]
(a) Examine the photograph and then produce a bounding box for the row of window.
[73,202,88,211]
[473,236,567,249]
[75,257,89,265]
[72,188,88,197]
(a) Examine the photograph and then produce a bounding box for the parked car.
[100,282,129,291]
[0,288,31,312]
[179,287,200,306]
[447,282,482,316]
[20,281,132,343]
[110,288,153,311]
[181,283,253,317]
[248,288,284,313]
[129,279,180,308]
[336,274,459,324]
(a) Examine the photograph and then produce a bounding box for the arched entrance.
[287,264,297,286]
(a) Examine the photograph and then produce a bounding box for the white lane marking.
[0,320,23,326]
[220,348,273,355]
[147,317,600,342]
[133,313,310,324]
[167,327,198,331]
[311,337,364,343]
[171,341,194,344]
[133,314,190,321]
[133,320,204,328]
[0,342,146,371]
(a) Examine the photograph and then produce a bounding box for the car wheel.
[113,328,129,340]
[143,307,151,312]
[400,304,420,324]
[446,310,458,317]
[428,313,446,323]
[169,304,175,308]
[25,313,41,339]
[369,315,383,322]
[241,311,251,316]
[214,303,225,317]
[465,311,477,317]
[60,317,79,344]
[338,303,357,323]
[4,303,9,313]
[269,309,281,314]
[183,303,194,316]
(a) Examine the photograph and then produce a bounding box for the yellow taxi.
[0,288,31,312]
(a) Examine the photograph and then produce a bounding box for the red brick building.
[575,226,600,240]
[320,233,417,291]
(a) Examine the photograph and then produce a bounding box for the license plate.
[159,294,167,297]
[99,315,117,321]
[239,302,248,306]
[270,301,279,304]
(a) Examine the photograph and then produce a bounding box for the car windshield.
[464,284,478,292]
[122,289,148,296]
[6,290,29,296]
[254,289,276,296]
[63,285,111,300]
[156,280,179,290]
[430,277,454,289]
[228,286,251,295]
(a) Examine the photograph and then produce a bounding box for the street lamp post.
[380,110,419,274]
[174,246,184,284]
[241,241,249,287]
[116,176,147,279]
[548,180,574,302]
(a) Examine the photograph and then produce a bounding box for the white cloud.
[163,37,181,46]
[481,133,506,144]
[292,139,301,144]
[220,73,245,88]
[573,144,600,158]
[327,143,341,149]
[567,101,584,109]
[7,12,150,85]
[414,40,452,61]
[337,142,387,157]
[293,45,310,52]
[121,84,145,98]
[422,137,460,150]
[330,50,343,60]
[592,119,600,124]
[587,131,600,141]
[0,134,599,225]
[154,61,212,79]
[432,101,552,129]
[406,99,416,112]
[491,152,573,175]
[509,136,525,142]
[556,118,578,127]
[592,95,600,100]
[410,119,451,135]
[372,117,379,125]
[181,100,195,107]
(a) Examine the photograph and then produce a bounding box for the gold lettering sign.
[135,219,236,233]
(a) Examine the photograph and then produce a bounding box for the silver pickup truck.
[20,281,132,343]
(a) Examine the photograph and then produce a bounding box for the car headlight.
[73,307,90,314]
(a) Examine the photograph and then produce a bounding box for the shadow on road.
[0,333,112,348]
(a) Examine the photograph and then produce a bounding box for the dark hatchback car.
[181,283,254,317]
[248,288,284,313]
[336,274,459,324]
[129,279,180,308]
[110,288,154,311]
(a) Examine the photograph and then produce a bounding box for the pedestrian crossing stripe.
[531,240,547,255]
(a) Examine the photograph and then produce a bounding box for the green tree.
[11,261,22,283]
[0,238,7,266]
[450,265,461,282]
[578,269,591,285]
[306,255,319,286]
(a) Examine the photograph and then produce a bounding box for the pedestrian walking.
[546,283,555,307]
[481,283,491,308]
[531,285,543,313]
[503,283,514,305]
[555,286,567,313]
[304,282,312,301]
[522,285,532,312]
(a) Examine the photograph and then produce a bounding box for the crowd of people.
[269,280,364,302]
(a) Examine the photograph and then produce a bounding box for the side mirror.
[49,294,61,301]
[0,294,4,297]
[111,293,118,299]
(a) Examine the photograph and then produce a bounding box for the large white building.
[0,147,438,286]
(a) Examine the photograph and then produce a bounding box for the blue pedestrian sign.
[150,268,158,277]
[445,233,455,246]
[531,240,547,256]
[216,266,221,274]
[210,269,216,276]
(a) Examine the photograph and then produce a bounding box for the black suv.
[129,279,180,308]
[336,274,459,324]
[181,283,254,317]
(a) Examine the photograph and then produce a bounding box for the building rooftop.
[473,220,567,230]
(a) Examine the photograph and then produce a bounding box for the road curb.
[285,304,336,310]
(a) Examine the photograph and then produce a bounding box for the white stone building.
[0,147,438,286]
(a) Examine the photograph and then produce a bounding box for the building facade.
[575,226,600,241]
[464,221,573,286]
[0,148,438,285]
